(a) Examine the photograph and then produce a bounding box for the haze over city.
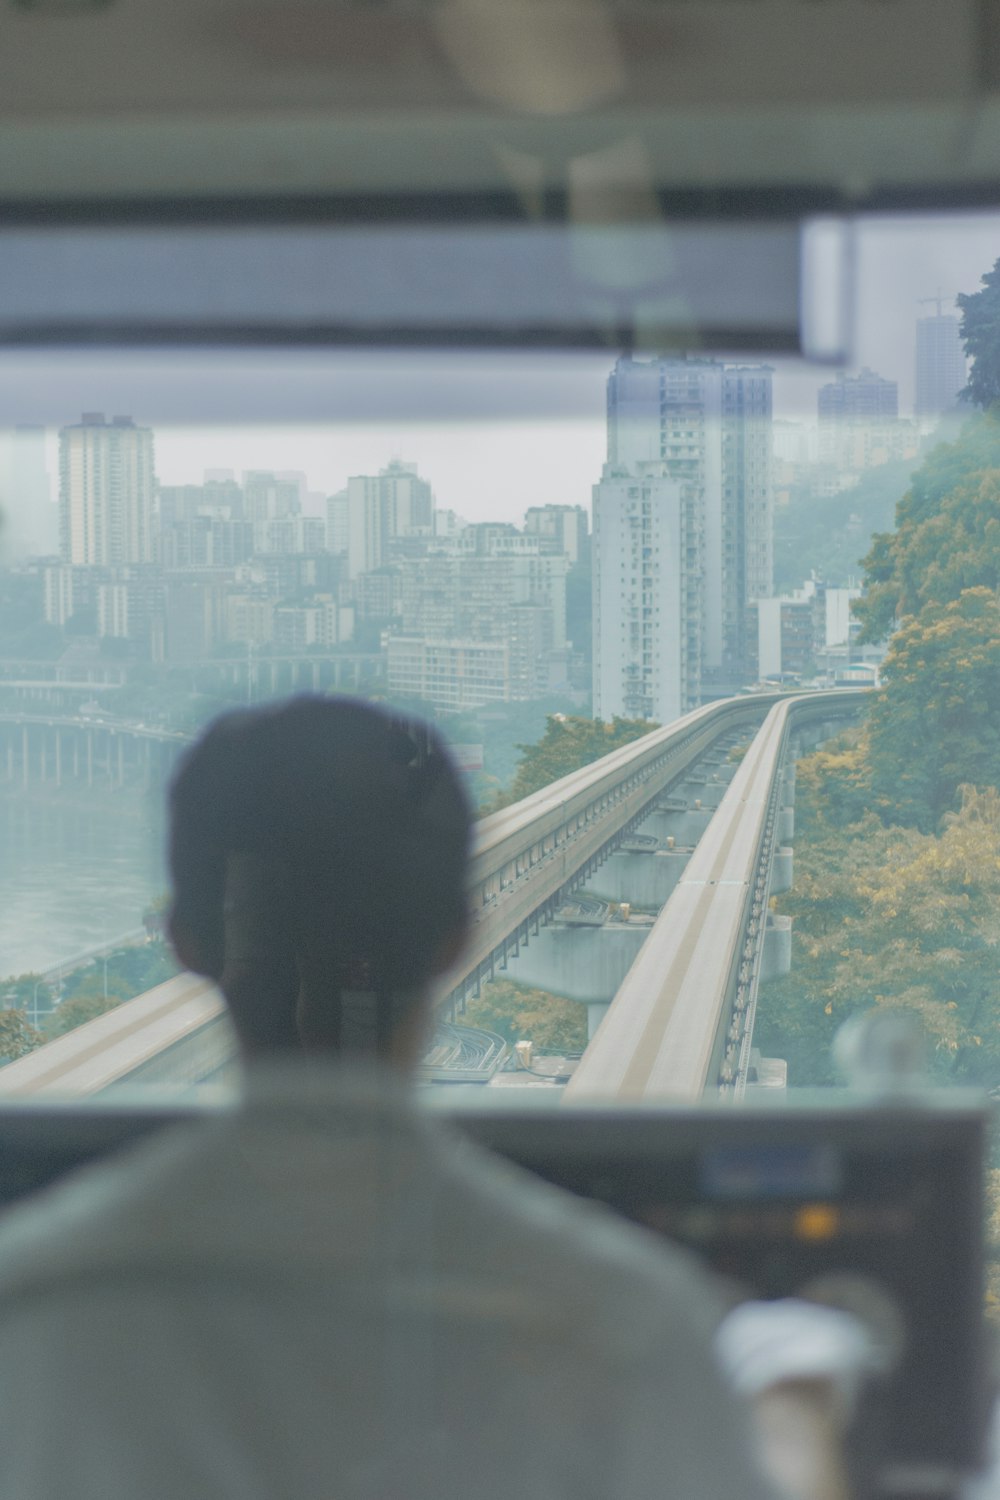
[0,212,997,537]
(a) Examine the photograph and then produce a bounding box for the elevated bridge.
[0,690,866,1099]
[0,712,187,789]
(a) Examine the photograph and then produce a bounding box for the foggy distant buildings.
[24,404,589,716]
[524,504,588,563]
[386,522,573,710]
[814,367,918,482]
[817,367,898,423]
[915,307,967,418]
[747,579,875,684]
[0,426,54,562]
[593,356,773,724]
[343,460,434,579]
[59,413,155,567]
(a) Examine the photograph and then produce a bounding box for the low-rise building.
[225,592,275,646]
[387,636,510,711]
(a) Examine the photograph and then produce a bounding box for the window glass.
[0,212,998,1103]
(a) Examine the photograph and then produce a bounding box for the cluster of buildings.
[748,579,864,685]
[40,412,589,712]
[9,308,966,724]
[591,316,964,721]
[774,308,967,506]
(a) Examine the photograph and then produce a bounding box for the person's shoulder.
[429,1120,728,1350]
[0,1115,223,1305]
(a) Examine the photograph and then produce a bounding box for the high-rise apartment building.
[817,367,898,423]
[524,504,589,563]
[326,490,349,556]
[816,367,912,473]
[387,637,511,712]
[387,526,570,709]
[595,356,773,721]
[159,478,244,528]
[915,309,967,418]
[42,563,75,626]
[381,459,433,535]
[344,461,434,580]
[59,413,155,567]
[593,469,696,724]
[242,471,301,527]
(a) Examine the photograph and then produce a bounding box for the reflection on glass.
[0,213,998,1102]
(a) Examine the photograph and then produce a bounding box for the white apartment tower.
[593,469,696,724]
[381,459,433,535]
[595,356,773,722]
[59,413,155,567]
[344,461,434,579]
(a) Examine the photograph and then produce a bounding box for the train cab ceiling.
[0,0,997,353]
[0,0,998,213]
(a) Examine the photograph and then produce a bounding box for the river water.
[0,785,167,979]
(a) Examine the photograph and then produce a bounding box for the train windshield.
[0,209,998,1106]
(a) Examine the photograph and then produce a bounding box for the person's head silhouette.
[167,696,472,1067]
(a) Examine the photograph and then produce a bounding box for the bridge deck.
[0,691,864,1097]
[566,702,790,1103]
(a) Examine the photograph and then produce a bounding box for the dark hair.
[168,697,472,1044]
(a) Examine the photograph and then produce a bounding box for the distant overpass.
[0,690,866,1098]
[0,712,187,789]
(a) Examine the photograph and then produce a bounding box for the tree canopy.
[45,985,125,1038]
[773,455,912,593]
[486,714,654,811]
[0,1010,42,1063]
[958,257,1000,410]
[461,978,587,1055]
[755,762,1000,1087]
[849,406,1000,830]
[866,588,1000,830]
[855,412,1000,643]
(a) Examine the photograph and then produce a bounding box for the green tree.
[0,1009,42,1062]
[958,257,1000,410]
[755,764,1000,1086]
[792,732,872,838]
[46,980,128,1038]
[0,973,54,1019]
[486,715,654,811]
[143,895,170,938]
[461,978,587,1054]
[866,588,1000,829]
[856,412,1000,642]
[773,455,914,593]
[54,940,178,1021]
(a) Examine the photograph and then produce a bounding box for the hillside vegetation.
[759,258,1000,1084]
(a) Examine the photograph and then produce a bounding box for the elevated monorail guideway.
[0,973,231,1098]
[0,691,864,1097]
[447,694,781,1012]
[567,691,864,1104]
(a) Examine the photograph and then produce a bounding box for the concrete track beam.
[761,914,792,981]
[583,848,691,908]
[503,922,650,1005]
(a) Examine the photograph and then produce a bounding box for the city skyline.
[0,208,997,543]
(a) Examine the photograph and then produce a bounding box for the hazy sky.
[4,210,1000,526]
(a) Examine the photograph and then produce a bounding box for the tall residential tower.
[594,357,773,723]
[915,306,967,418]
[58,412,155,567]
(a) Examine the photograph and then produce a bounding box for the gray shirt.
[0,1061,773,1500]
